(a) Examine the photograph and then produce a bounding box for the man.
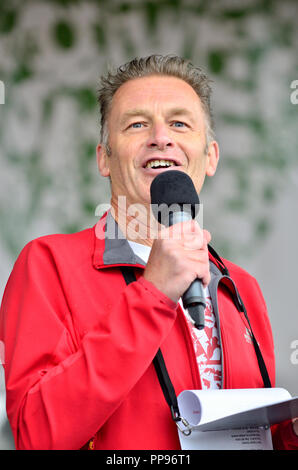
[0,55,297,450]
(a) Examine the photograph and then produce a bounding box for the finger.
[195,258,211,287]
[203,229,211,245]
[182,234,204,251]
[182,224,207,250]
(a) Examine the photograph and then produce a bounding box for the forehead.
[109,75,204,121]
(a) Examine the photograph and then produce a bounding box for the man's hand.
[143,220,211,304]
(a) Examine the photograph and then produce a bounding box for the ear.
[205,140,220,177]
[96,143,110,177]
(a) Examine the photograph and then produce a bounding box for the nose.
[146,122,174,150]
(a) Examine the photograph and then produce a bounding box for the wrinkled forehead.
[108,75,206,125]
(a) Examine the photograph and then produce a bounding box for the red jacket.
[0,212,297,450]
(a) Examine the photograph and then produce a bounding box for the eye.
[172,121,187,128]
[129,122,144,129]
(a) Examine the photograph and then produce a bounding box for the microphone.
[150,170,206,330]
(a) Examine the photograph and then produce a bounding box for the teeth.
[145,159,176,168]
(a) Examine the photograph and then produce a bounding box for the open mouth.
[144,159,178,169]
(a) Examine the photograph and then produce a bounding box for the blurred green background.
[0,0,298,448]
[0,0,297,262]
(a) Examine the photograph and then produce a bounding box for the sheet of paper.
[176,387,298,450]
[178,426,273,450]
[178,388,292,428]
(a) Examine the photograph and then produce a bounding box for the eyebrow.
[166,107,196,120]
[119,109,151,127]
[119,107,196,127]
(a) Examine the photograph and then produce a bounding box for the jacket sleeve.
[253,280,298,450]
[271,421,298,450]
[252,278,298,450]
[0,239,177,450]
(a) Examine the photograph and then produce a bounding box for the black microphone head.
[150,170,200,225]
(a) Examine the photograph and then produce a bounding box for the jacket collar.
[93,211,146,269]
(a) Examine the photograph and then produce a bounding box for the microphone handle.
[168,211,206,330]
[182,279,206,330]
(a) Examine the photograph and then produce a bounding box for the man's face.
[97,75,219,208]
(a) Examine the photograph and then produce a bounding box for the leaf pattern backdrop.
[0,1,298,441]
